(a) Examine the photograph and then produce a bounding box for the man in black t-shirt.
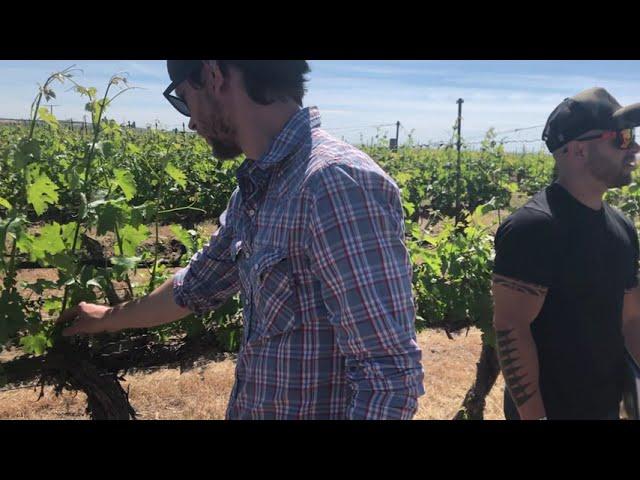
[493,87,640,420]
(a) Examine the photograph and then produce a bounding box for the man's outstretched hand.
[58,302,117,337]
[56,278,194,337]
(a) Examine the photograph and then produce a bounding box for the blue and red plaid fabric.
[173,107,425,419]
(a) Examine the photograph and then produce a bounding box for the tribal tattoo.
[495,328,537,407]
[492,275,547,297]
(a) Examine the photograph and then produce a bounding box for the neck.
[556,174,607,210]
[236,100,301,160]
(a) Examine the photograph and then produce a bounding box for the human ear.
[203,60,224,92]
[574,142,587,159]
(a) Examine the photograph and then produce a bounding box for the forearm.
[106,277,193,332]
[495,323,546,420]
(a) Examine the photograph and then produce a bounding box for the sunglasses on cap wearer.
[575,128,637,150]
[163,60,217,117]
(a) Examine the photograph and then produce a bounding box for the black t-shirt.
[494,182,640,419]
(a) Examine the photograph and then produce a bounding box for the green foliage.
[27,171,59,216]
[20,331,53,356]
[112,168,137,201]
[3,65,639,365]
[407,204,496,342]
[119,224,150,257]
[0,70,242,358]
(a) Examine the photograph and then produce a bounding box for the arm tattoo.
[496,328,537,407]
[493,275,547,297]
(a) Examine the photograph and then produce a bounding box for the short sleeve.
[493,209,558,288]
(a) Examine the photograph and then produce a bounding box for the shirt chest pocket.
[249,248,299,342]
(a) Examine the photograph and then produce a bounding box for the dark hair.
[199,60,310,107]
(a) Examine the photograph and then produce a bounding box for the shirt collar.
[236,106,321,186]
[259,106,321,168]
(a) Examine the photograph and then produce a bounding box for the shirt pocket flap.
[251,249,298,341]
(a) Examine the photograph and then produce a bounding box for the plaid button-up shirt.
[173,106,425,419]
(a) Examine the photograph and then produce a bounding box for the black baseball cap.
[167,60,203,84]
[542,87,640,153]
[164,60,207,116]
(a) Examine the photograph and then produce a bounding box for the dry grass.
[0,327,505,420]
[1,220,509,420]
[417,328,505,420]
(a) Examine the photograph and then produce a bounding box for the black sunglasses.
[163,84,191,117]
[163,60,209,117]
[576,128,637,150]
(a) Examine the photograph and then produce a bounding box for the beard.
[587,155,635,188]
[205,96,243,160]
[608,171,633,188]
[209,138,243,160]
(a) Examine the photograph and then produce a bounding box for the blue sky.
[1,60,639,151]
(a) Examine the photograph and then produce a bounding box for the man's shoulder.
[502,188,556,229]
[604,201,638,240]
[302,130,397,194]
[497,187,559,244]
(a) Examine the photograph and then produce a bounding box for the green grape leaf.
[32,222,66,256]
[96,202,122,236]
[119,224,150,257]
[46,253,76,275]
[43,297,62,316]
[14,230,35,260]
[19,332,53,356]
[38,107,59,129]
[170,224,194,254]
[403,201,415,218]
[60,222,77,249]
[14,139,41,169]
[0,196,12,210]
[0,288,26,345]
[112,168,137,201]
[126,142,141,155]
[165,162,187,189]
[110,256,141,270]
[27,173,59,216]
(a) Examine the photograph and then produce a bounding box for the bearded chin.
[588,160,633,189]
[596,168,633,188]
[210,139,243,160]
[609,172,633,188]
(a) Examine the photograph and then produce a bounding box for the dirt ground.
[0,327,506,420]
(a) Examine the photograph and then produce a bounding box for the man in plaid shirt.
[61,60,425,419]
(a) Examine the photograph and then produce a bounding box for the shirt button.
[248,209,255,217]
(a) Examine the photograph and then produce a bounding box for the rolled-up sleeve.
[173,207,241,314]
[306,164,425,419]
